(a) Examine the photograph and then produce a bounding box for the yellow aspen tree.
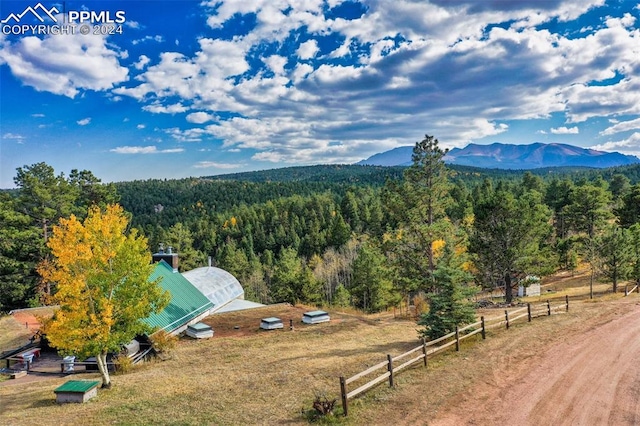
[38,204,169,388]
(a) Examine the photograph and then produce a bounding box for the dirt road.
[430,300,640,426]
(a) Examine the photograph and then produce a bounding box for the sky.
[1,0,640,188]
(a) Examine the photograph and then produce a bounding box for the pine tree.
[598,225,631,293]
[563,184,612,238]
[270,248,320,304]
[332,284,351,308]
[470,189,554,303]
[383,135,452,293]
[350,243,395,313]
[418,241,476,340]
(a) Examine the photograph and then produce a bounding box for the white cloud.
[132,35,164,45]
[165,127,204,142]
[77,118,91,126]
[134,55,151,70]
[0,32,128,98]
[600,117,640,136]
[297,40,319,59]
[113,0,640,165]
[263,55,287,75]
[590,132,640,156]
[125,20,141,29]
[193,161,245,169]
[143,102,188,114]
[550,126,579,134]
[186,112,216,124]
[31,113,45,118]
[110,146,184,154]
[137,124,146,129]
[2,133,25,140]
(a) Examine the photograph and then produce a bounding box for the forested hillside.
[5,142,640,338]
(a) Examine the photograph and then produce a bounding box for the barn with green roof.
[143,260,214,335]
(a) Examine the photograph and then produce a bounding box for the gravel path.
[430,301,640,426]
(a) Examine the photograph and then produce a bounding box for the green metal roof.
[143,261,215,333]
[54,380,101,393]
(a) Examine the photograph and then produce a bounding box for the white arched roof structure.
[182,266,243,308]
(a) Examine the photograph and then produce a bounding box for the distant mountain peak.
[357,142,640,169]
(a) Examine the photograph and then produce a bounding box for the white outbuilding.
[302,310,330,324]
[182,264,264,314]
[260,317,284,330]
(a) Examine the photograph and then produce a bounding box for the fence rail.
[339,296,569,416]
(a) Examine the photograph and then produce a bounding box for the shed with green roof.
[144,261,215,335]
[54,380,101,403]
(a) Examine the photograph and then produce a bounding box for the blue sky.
[1,0,640,188]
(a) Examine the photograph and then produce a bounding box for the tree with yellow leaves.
[38,204,169,388]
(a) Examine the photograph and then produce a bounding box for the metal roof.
[54,380,101,393]
[143,261,214,333]
[182,266,245,311]
[213,298,265,314]
[304,310,329,318]
[188,322,212,331]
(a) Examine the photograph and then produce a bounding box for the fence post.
[455,325,460,351]
[481,316,486,340]
[527,303,532,322]
[340,376,348,417]
[565,295,569,312]
[547,300,551,316]
[505,310,510,330]
[387,354,394,387]
[422,338,428,367]
[625,285,628,296]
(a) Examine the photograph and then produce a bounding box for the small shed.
[302,310,330,324]
[260,317,283,330]
[185,323,214,339]
[518,282,541,297]
[54,380,101,403]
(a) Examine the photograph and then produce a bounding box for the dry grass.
[0,305,420,425]
[0,315,32,352]
[0,277,634,425]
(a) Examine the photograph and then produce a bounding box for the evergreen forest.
[5,136,640,337]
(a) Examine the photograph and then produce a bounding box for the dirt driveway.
[427,299,640,426]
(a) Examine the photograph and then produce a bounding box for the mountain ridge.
[357,142,640,169]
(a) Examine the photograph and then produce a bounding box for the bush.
[150,330,177,355]
[114,353,133,374]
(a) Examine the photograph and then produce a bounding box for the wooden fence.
[339,296,569,416]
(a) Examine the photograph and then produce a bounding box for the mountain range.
[358,142,640,169]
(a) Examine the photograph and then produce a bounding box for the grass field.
[0,315,31,352]
[0,272,630,425]
[0,304,423,425]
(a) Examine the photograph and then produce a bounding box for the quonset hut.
[182,259,264,314]
[145,248,263,336]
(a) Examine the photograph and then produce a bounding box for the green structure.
[143,260,215,334]
[54,380,101,403]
